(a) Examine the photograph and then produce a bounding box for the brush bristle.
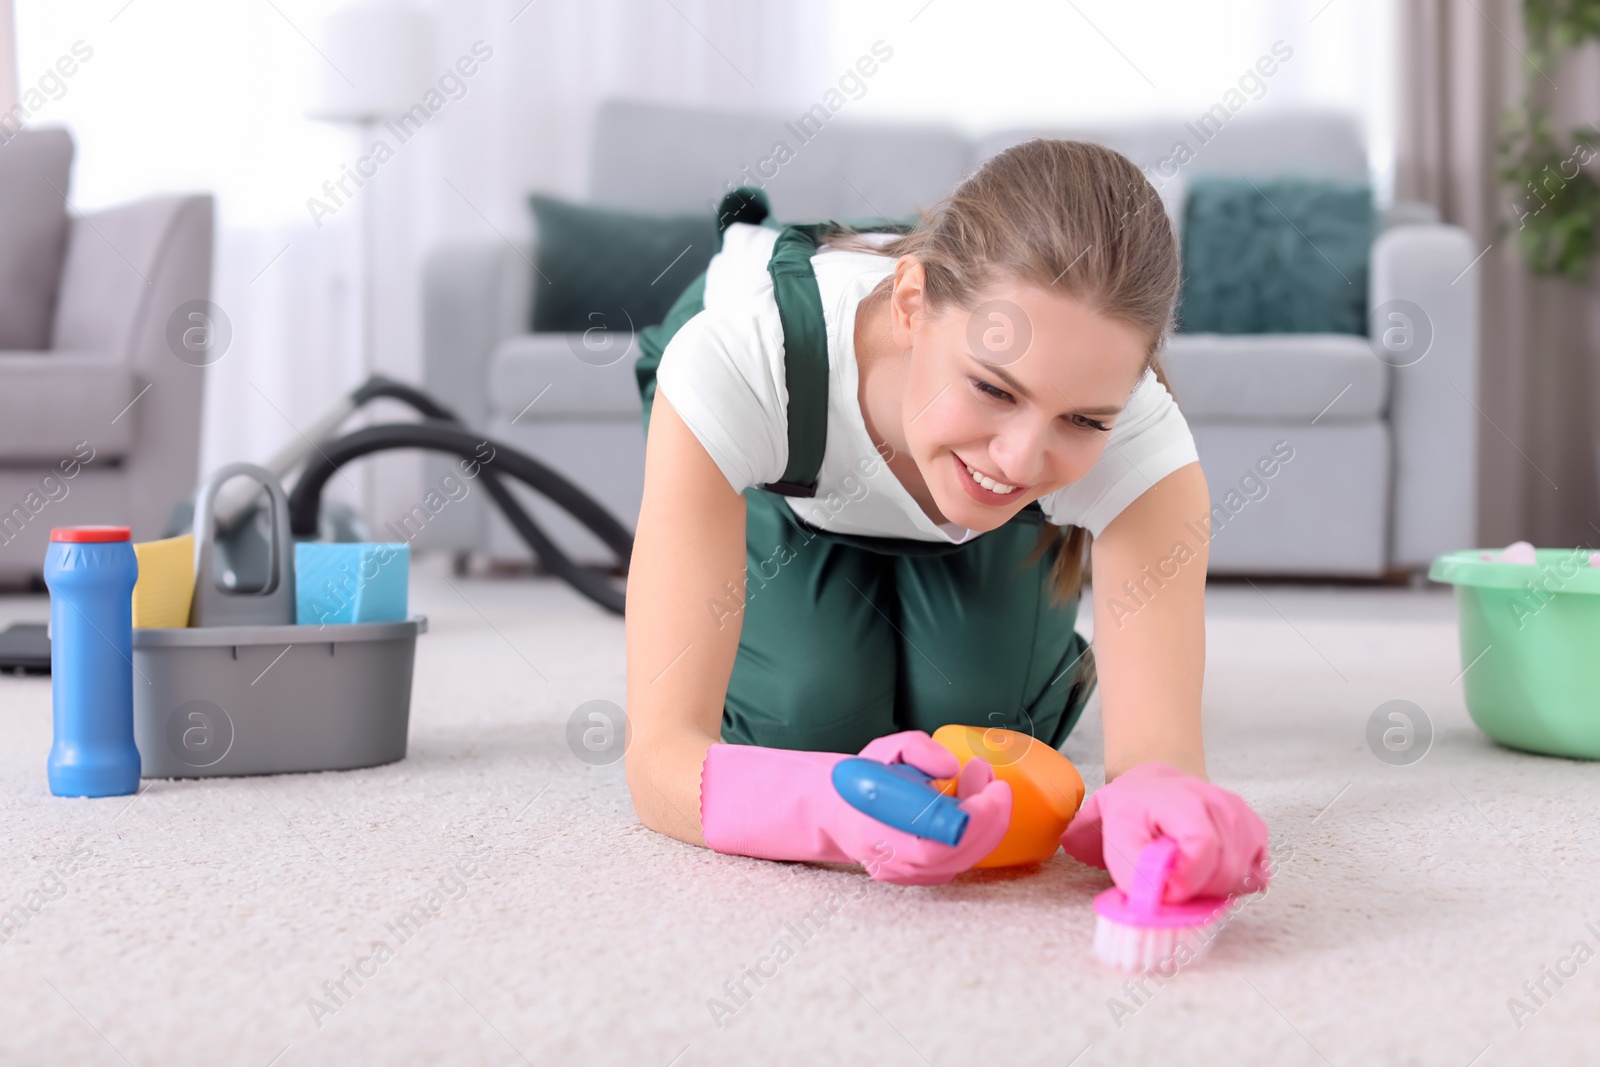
[1093,912,1221,972]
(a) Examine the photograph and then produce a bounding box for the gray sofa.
[0,129,213,582]
[421,99,1478,578]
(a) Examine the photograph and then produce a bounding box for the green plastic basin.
[1430,548,1600,759]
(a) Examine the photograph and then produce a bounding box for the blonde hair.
[833,138,1181,605]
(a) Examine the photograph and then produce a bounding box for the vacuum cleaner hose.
[349,374,464,423]
[287,420,631,616]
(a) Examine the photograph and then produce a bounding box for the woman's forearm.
[626,728,716,845]
[624,390,749,846]
[1090,462,1210,781]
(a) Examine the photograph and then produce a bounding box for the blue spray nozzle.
[831,757,969,847]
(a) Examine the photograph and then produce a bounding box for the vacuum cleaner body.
[168,375,631,615]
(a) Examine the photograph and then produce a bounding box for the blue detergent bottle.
[45,525,141,797]
[832,758,969,846]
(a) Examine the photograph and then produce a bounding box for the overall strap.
[760,222,833,498]
[711,187,911,500]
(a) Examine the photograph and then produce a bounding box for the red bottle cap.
[50,526,132,543]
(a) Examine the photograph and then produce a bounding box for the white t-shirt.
[655,224,1198,543]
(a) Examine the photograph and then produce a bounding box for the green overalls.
[633,192,1096,754]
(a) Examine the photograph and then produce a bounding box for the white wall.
[829,0,1397,199]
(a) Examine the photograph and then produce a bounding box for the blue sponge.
[294,543,409,626]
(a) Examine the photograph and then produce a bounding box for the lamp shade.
[304,1,436,123]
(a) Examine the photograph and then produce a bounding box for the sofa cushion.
[492,330,1389,424]
[0,353,137,459]
[1192,421,1389,576]
[528,194,717,334]
[0,129,74,349]
[488,334,643,420]
[1161,334,1386,422]
[1179,176,1373,335]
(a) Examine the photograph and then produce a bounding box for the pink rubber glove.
[1060,762,1270,901]
[700,730,1012,886]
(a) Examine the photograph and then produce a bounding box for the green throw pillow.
[1177,177,1373,335]
[527,195,719,333]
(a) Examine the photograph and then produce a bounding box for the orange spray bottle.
[930,724,1086,867]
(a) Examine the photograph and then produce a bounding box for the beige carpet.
[2,557,1597,1066]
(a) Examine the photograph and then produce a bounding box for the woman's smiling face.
[896,273,1152,533]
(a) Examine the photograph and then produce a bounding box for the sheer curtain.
[12,0,829,528]
[0,0,15,113]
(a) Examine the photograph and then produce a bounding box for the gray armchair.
[0,128,213,582]
[421,99,1479,578]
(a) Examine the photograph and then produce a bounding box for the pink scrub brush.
[1093,837,1231,971]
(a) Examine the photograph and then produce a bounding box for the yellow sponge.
[132,533,195,629]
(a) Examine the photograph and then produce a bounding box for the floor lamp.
[304,1,434,526]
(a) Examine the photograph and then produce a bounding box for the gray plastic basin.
[131,616,427,778]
